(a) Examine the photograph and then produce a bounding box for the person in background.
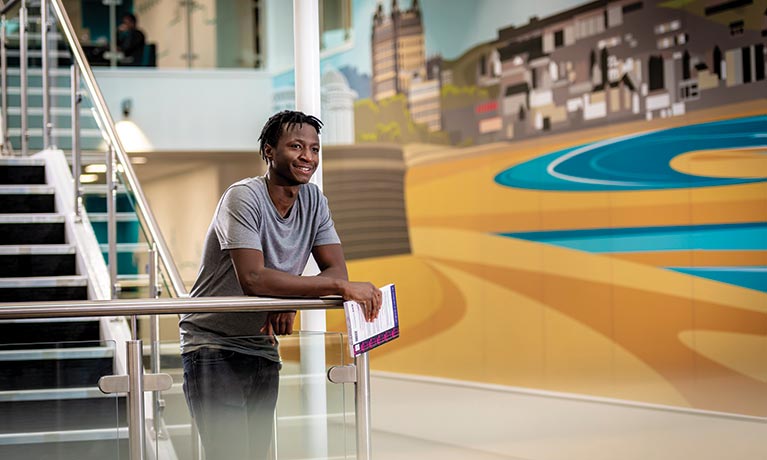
[117,13,145,66]
[179,110,382,459]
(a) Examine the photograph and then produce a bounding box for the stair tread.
[0,185,54,194]
[0,158,46,167]
[0,386,112,402]
[0,275,87,288]
[0,244,75,255]
[99,242,149,252]
[0,427,128,445]
[0,346,113,362]
[89,212,139,222]
[0,213,64,223]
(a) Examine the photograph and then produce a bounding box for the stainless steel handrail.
[48,0,188,297]
[0,296,344,319]
[0,295,370,460]
[0,0,19,16]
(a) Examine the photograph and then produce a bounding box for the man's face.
[264,123,320,186]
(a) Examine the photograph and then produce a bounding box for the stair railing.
[0,296,373,460]
[44,0,188,298]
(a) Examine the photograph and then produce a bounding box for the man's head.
[258,111,324,184]
[122,13,137,29]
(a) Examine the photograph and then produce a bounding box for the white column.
[294,0,325,329]
[293,1,328,459]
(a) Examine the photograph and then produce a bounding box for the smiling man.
[180,110,382,459]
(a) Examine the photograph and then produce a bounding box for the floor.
[369,373,767,460]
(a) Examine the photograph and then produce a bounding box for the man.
[117,13,145,66]
[180,110,382,459]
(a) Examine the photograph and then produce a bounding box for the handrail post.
[41,0,51,148]
[49,0,188,297]
[148,243,167,441]
[19,0,27,156]
[355,352,372,460]
[106,144,118,298]
[127,339,146,460]
[1,13,9,155]
[70,64,81,219]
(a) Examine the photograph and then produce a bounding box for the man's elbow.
[239,270,270,296]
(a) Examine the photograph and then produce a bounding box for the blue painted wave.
[494,115,767,191]
[501,222,767,253]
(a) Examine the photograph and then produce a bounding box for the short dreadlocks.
[257,110,323,162]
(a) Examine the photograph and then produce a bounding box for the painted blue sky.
[276,0,588,86]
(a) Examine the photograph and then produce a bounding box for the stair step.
[5,107,94,116]
[0,196,55,213]
[100,242,149,253]
[0,436,129,459]
[0,319,101,347]
[5,49,72,59]
[0,346,113,362]
[0,396,126,434]
[0,159,46,185]
[0,427,128,445]
[0,275,88,301]
[0,185,53,194]
[7,68,73,77]
[89,212,139,222]
[0,354,113,391]
[7,86,72,96]
[0,251,75,277]
[0,275,87,288]
[0,244,75,255]
[0,386,109,402]
[6,127,103,138]
[0,213,65,245]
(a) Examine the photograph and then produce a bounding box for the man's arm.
[230,246,381,319]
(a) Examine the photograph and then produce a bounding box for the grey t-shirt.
[179,176,341,361]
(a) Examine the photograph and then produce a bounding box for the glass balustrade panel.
[146,323,353,460]
[0,338,123,460]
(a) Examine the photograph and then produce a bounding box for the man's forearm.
[317,265,348,282]
[240,266,348,298]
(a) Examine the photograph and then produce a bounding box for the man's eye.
[292,144,301,149]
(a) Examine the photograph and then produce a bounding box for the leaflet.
[343,284,399,357]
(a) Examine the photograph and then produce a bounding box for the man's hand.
[260,311,296,338]
[342,281,382,322]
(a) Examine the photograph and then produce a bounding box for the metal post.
[19,0,28,156]
[106,145,118,298]
[126,339,146,460]
[70,65,81,218]
[184,0,194,68]
[355,352,372,460]
[1,14,9,155]
[108,0,117,67]
[148,244,164,440]
[41,0,51,149]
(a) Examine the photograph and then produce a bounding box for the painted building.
[321,69,358,145]
[371,0,427,102]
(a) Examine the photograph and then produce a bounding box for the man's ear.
[263,144,274,162]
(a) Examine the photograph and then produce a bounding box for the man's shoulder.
[220,177,267,207]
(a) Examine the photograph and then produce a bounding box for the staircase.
[0,156,129,459]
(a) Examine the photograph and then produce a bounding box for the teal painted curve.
[494,115,767,191]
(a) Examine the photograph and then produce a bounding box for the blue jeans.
[182,348,280,460]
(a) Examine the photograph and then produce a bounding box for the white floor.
[370,373,767,460]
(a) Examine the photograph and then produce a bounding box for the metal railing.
[0,296,372,460]
[0,2,374,459]
[0,0,187,298]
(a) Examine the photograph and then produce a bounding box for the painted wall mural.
[276,0,767,417]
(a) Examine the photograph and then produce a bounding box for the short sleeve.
[314,193,341,247]
[214,185,263,251]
